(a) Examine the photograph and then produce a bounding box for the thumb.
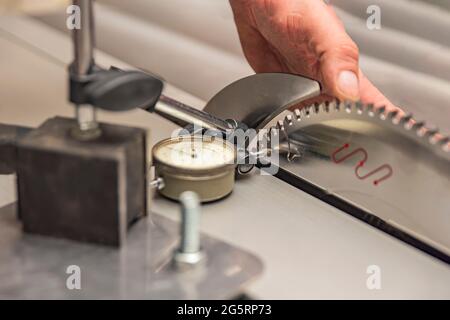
[319,41,361,101]
[307,5,361,101]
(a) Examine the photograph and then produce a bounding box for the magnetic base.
[0,123,31,174]
[16,117,148,246]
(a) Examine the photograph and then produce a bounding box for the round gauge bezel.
[152,135,237,174]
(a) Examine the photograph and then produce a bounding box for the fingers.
[304,1,361,101]
[230,0,400,113]
[319,43,360,102]
[229,0,285,72]
[250,0,362,101]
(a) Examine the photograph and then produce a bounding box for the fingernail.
[338,71,360,100]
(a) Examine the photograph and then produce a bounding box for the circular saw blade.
[270,100,450,259]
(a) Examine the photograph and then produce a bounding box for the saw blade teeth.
[334,100,342,112]
[427,129,440,144]
[322,101,331,113]
[377,106,387,120]
[313,103,320,114]
[268,127,279,139]
[425,128,439,145]
[270,101,449,160]
[366,104,375,117]
[328,100,338,111]
[344,101,353,114]
[354,102,363,115]
[412,121,426,135]
[399,113,413,127]
[285,114,294,126]
[387,110,399,122]
[440,137,450,152]
[304,106,312,118]
[276,120,285,131]
[425,128,439,139]
[293,108,302,121]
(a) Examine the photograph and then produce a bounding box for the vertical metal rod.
[73,0,98,131]
[179,191,201,254]
[75,105,98,131]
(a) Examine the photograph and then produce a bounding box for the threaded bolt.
[173,191,204,268]
[179,191,201,253]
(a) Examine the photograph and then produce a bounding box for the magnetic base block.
[16,117,148,246]
[0,123,31,174]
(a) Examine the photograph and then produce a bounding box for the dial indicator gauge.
[153,136,235,171]
[152,136,237,202]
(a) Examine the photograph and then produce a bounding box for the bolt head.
[173,250,205,271]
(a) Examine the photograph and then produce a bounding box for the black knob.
[84,70,163,112]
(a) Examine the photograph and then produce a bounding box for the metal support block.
[16,117,148,246]
[0,124,31,174]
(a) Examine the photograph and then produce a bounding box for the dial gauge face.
[153,137,235,171]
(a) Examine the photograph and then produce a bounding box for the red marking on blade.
[332,145,368,164]
[332,142,394,186]
[355,164,393,186]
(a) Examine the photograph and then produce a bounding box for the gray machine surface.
[0,203,262,299]
[1,17,450,299]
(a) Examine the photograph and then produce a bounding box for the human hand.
[230,0,399,112]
